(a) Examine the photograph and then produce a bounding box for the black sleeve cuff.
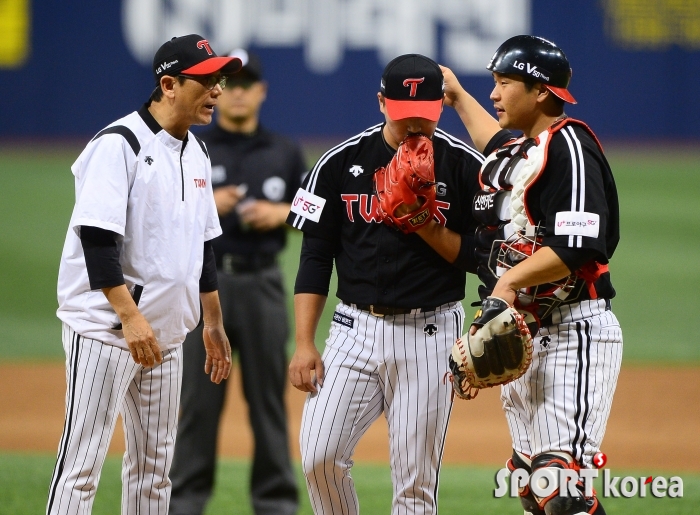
[199,240,218,292]
[452,231,478,274]
[294,233,335,296]
[549,246,603,273]
[80,226,125,290]
[483,129,515,156]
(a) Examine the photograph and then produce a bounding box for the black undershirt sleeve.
[80,226,125,290]
[294,233,336,296]
[452,231,478,274]
[199,240,218,292]
[550,245,603,273]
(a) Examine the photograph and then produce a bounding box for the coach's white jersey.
[57,106,221,351]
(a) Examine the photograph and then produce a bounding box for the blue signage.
[1,0,698,140]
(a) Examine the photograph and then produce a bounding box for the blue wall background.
[1,0,698,141]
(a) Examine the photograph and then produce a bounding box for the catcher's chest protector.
[474,118,602,239]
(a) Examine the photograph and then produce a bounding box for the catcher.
[286,54,483,515]
[444,36,622,515]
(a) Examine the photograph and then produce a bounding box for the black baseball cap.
[227,49,263,81]
[152,34,242,85]
[380,54,444,122]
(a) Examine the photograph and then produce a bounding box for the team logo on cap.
[403,77,425,97]
[197,40,213,55]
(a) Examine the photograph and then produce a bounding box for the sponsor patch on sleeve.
[290,188,326,223]
[332,311,354,329]
[554,211,600,238]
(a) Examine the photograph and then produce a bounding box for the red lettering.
[197,40,213,55]
[434,200,450,225]
[403,77,425,97]
[193,178,206,188]
[359,194,381,222]
[341,194,359,221]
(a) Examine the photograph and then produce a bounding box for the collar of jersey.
[380,124,397,157]
[139,103,188,152]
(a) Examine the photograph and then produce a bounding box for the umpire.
[169,49,305,515]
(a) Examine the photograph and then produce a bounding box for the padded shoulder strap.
[91,125,141,156]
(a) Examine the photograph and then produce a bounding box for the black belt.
[539,298,611,327]
[343,301,439,317]
[219,253,276,275]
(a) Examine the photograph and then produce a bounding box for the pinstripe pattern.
[292,124,383,230]
[500,300,622,468]
[46,324,182,515]
[300,302,463,515]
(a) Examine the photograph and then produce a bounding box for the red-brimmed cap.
[381,54,444,122]
[384,98,443,122]
[153,34,242,84]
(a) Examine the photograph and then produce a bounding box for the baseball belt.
[342,301,439,317]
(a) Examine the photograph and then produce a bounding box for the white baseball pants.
[46,323,182,515]
[501,299,623,467]
[300,301,464,515]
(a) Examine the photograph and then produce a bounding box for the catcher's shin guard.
[530,452,594,515]
[507,451,545,515]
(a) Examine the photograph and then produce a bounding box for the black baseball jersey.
[483,120,619,300]
[286,123,483,308]
[201,124,307,260]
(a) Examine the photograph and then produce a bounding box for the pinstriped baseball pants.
[501,299,623,467]
[46,323,182,515]
[300,301,464,515]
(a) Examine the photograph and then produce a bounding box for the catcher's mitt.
[448,297,533,400]
[373,134,437,233]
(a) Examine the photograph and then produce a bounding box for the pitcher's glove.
[448,297,533,400]
[373,134,437,233]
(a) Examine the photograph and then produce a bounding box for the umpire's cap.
[381,54,444,122]
[227,49,264,81]
[153,34,242,85]
[487,35,576,104]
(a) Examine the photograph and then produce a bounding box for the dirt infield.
[1,363,698,471]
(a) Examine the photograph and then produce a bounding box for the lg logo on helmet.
[512,60,550,82]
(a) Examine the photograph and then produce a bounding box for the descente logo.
[494,467,684,500]
[156,59,179,74]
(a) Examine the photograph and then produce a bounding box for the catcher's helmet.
[487,35,576,104]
